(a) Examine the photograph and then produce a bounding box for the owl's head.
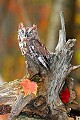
[18,23,38,42]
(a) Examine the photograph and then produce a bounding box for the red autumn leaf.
[61,87,70,103]
[21,79,38,96]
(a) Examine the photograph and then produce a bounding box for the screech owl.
[18,23,51,71]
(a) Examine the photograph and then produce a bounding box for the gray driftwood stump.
[0,12,80,120]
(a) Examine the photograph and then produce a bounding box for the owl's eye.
[19,29,25,37]
[21,30,24,34]
[28,30,33,35]
[26,30,33,37]
[29,30,33,34]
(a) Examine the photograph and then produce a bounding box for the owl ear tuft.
[33,24,37,30]
[18,22,24,29]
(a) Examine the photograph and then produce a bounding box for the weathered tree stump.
[0,12,80,120]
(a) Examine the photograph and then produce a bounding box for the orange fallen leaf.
[0,114,9,120]
[21,79,38,96]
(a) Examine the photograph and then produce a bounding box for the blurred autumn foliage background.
[0,0,80,102]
